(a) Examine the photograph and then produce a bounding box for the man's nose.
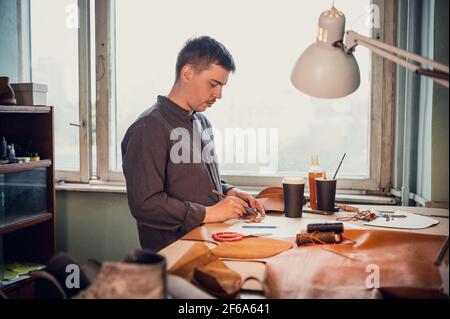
[213,86,222,99]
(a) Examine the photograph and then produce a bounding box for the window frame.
[66,0,396,194]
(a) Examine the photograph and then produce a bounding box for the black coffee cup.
[315,178,337,212]
[282,177,306,218]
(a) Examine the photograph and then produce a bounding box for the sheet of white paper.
[364,211,440,229]
[225,216,358,238]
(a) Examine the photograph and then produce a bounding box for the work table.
[159,205,449,298]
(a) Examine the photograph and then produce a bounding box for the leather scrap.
[193,260,242,298]
[169,242,218,282]
[212,237,293,259]
[168,242,243,298]
[256,187,284,212]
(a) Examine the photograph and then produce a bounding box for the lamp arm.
[343,30,449,88]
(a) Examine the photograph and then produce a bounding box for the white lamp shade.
[291,43,361,99]
[291,7,361,99]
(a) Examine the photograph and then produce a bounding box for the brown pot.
[0,76,17,105]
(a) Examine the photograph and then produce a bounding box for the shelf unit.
[0,105,55,298]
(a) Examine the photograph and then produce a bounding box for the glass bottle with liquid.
[308,155,326,210]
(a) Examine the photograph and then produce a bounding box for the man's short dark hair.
[175,36,236,80]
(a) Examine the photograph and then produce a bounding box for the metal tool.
[435,237,449,266]
[303,209,334,216]
[378,210,448,219]
[377,212,407,221]
[332,153,346,180]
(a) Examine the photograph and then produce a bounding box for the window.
[111,0,373,179]
[30,0,93,182]
[31,0,80,171]
[28,0,396,192]
[103,0,392,191]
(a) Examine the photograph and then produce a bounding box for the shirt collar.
[158,95,196,121]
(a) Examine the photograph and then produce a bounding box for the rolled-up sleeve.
[122,122,205,233]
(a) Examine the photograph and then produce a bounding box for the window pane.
[113,0,372,178]
[31,0,80,171]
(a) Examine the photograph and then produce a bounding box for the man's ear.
[180,64,194,83]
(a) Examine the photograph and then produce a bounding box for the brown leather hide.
[264,229,448,299]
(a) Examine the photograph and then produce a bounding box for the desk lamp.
[291,6,449,98]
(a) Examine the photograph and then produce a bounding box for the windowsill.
[55,181,399,205]
[56,181,127,193]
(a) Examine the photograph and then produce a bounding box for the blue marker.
[242,225,277,229]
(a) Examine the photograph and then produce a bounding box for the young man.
[122,36,265,251]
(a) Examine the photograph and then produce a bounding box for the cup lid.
[315,177,336,182]
[282,177,306,185]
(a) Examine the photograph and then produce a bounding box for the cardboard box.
[11,83,48,106]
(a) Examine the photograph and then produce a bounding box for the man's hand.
[225,188,266,217]
[203,196,249,223]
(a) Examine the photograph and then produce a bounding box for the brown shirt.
[121,96,234,251]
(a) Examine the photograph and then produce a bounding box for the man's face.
[183,63,230,113]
